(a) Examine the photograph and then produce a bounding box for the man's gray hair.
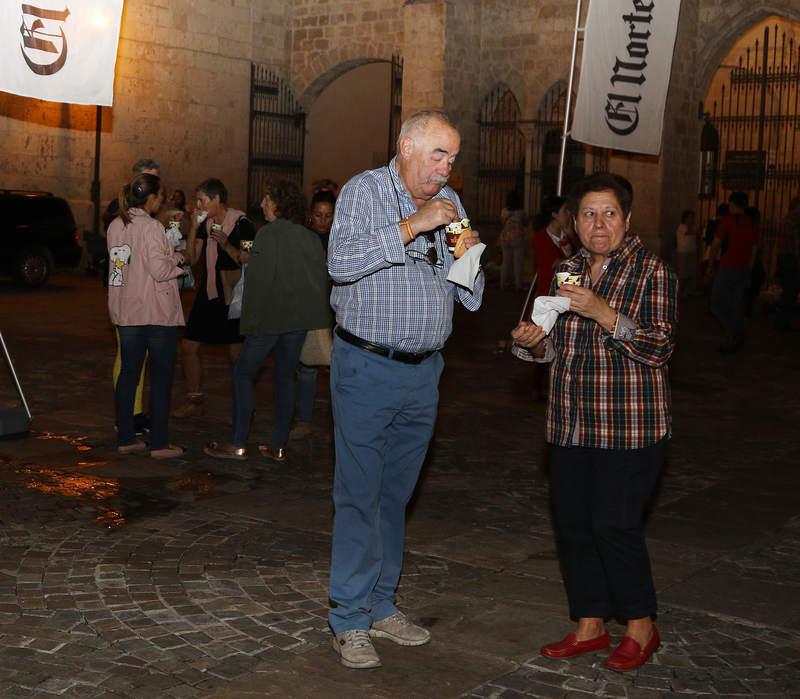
[132,158,160,175]
[396,110,456,151]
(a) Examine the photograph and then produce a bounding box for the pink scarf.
[205,208,245,300]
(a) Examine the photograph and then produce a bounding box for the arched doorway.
[530,82,588,214]
[477,86,525,227]
[247,65,305,218]
[304,61,393,197]
[700,16,800,276]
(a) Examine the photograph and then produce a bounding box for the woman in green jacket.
[204,180,331,462]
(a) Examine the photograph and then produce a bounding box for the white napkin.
[446,242,486,291]
[531,295,571,334]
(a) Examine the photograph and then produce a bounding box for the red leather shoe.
[605,625,660,671]
[540,631,611,659]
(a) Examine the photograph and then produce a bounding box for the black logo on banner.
[604,0,654,136]
[20,4,71,76]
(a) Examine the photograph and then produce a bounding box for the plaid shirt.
[328,158,484,353]
[546,235,678,449]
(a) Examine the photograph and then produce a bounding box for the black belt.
[335,327,438,365]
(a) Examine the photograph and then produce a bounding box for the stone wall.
[289,0,402,105]
[479,0,573,119]
[0,0,289,231]
[400,1,447,115]
[657,0,701,256]
[443,0,482,213]
[3,0,799,245]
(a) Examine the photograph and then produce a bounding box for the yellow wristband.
[612,311,620,337]
[400,218,414,241]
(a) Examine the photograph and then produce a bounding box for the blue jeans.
[328,336,443,634]
[115,325,178,450]
[231,331,307,448]
[295,363,318,422]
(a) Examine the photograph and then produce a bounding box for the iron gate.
[247,65,305,217]
[477,83,598,228]
[700,22,800,276]
[524,81,591,214]
[387,54,403,160]
[477,86,525,226]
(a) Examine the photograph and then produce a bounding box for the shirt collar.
[578,234,643,266]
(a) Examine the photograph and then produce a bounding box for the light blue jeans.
[328,335,443,633]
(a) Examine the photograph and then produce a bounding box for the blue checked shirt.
[328,158,485,353]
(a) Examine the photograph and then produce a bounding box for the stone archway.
[298,56,393,108]
[657,2,800,259]
[302,58,394,195]
[697,13,800,277]
[697,3,800,96]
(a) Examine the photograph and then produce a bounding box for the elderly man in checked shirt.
[326,111,484,669]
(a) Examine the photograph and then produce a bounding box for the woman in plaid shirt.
[512,173,678,672]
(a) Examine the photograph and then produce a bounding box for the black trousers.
[549,439,664,621]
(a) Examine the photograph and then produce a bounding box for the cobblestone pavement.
[0,275,798,698]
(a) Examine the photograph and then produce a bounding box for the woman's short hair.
[265,179,307,225]
[196,178,228,204]
[567,172,634,218]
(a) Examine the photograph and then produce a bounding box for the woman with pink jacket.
[107,173,188,458]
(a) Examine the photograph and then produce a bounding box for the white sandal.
[150,445,185,459]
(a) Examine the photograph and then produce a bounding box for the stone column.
[400,0,482,214]
[658,0,701,247]
[401,0,447,117]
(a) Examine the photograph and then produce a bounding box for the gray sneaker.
[369,611,431,646]
[332,629,382,669]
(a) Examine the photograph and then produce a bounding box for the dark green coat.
[239,218,332,336]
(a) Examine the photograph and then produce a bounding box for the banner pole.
[91,106,102,237]
[557,0,584,196]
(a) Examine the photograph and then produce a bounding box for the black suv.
[0,190,82,287]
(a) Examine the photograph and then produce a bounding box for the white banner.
[572,0,681,155]
[0,1,124,107]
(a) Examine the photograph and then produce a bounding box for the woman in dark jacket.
[204,180,331,462]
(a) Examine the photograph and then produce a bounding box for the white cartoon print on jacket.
[108,244,132,287]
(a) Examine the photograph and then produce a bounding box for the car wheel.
[14,248,51,287]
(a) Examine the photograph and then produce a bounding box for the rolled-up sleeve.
[328,177,405,283]
[606,263,677,368]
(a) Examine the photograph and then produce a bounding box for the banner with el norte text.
[572,0,682,155]
[0,1,124,106]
